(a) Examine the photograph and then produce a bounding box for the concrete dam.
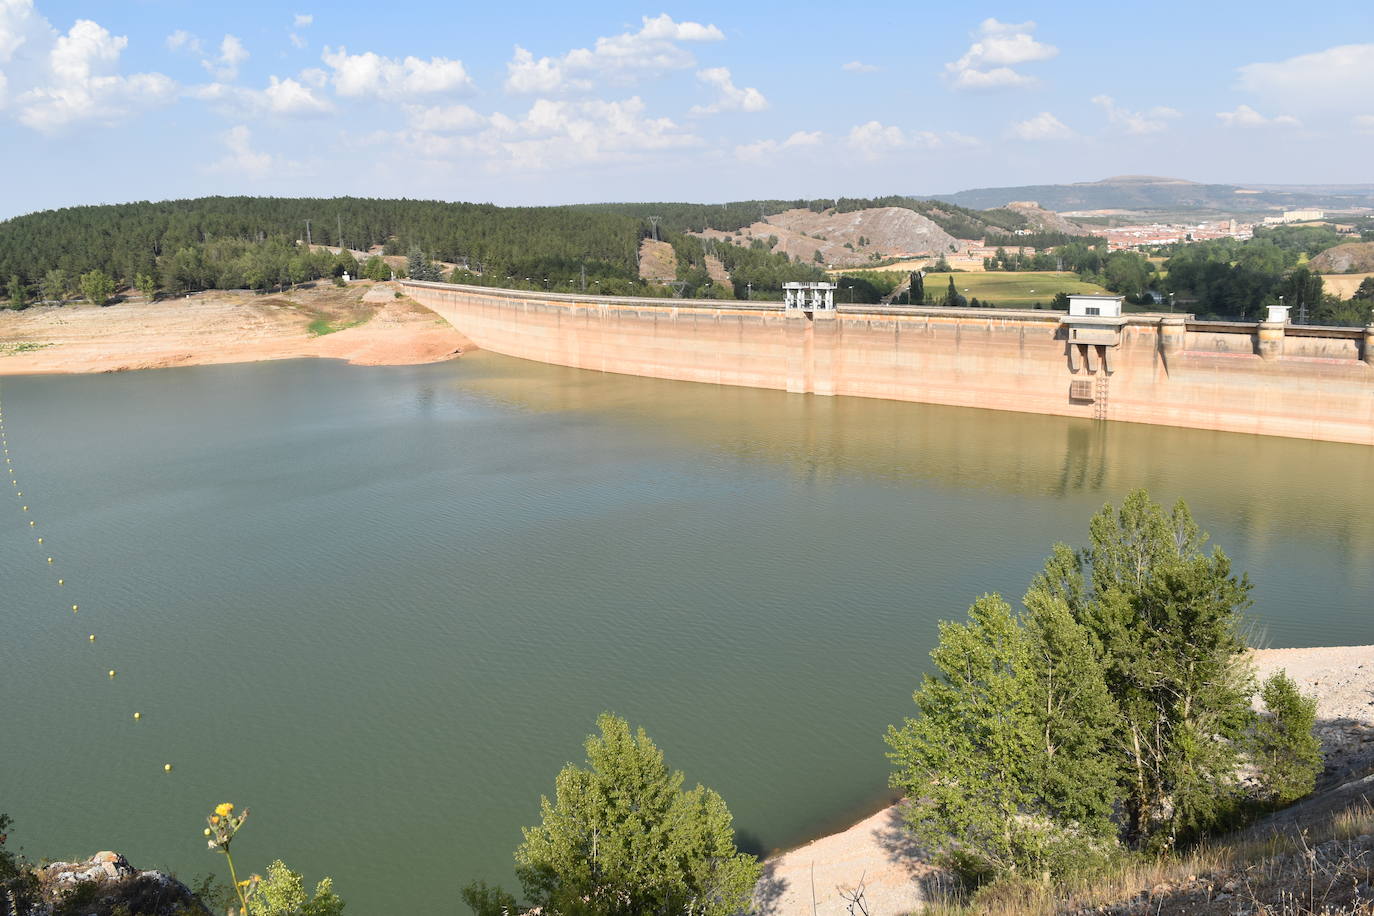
[401,280,1374,446]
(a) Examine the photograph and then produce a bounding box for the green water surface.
[2,353,1371,913]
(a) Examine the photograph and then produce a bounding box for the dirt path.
[756,645,1374,916]
[0,282,469,375]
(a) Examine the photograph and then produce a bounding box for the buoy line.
[0,383,162,771]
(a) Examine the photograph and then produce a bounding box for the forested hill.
[0,196,645,286]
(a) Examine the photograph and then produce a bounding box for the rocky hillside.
[696,207,960,267]
[1001,200,1095,236]
[1311,241,1374,274]
[931,175,1374,213]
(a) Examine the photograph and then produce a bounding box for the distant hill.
[928,176,1374,214]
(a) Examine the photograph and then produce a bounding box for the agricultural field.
[842,269,1111,308]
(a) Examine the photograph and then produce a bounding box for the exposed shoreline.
[761,644,1374,915]
[0,282,470,376]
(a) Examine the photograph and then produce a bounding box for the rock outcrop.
[25,851,211,916]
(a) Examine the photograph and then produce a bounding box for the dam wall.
[402,281,1374,446]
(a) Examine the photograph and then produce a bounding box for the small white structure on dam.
[784,281,837,312]
[1061,294,1127,378]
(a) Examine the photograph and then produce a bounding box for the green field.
[911,271,1109,308]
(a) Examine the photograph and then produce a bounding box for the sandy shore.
[759,645,1374,916]
[0,282,469,375]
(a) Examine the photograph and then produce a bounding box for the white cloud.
[1008,111,1074,140]
[14,18,176,131]
[1092,94,1180,134]
[1216,104,1301,129]
[735,129,823,161]
[322,45,472,99]
[945,17,1057,91]
[1238,44,1374,111]
[1,0,53,64]
[469,96,698,170]
[194,74,333,116]
[842,61,878,73]
[1355,115,1374,135]
[503,14,723,93]
[202,34,248,81]
[289,13,311,50]
[404,103,485,132]
[209,124,273,177]
[165,29,202,55]
[689,67,766,115]
[844,121,976,160]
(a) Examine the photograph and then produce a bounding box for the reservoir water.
[3,353,1372,914]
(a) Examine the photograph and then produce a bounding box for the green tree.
[6,274,25,310]
[361,255,390,282]
[886,588,1119,884]
[467,713,760,916]
[1051,291,1070,309]
[1250,671,1322,804]
[1,814,37,912]
[941,276,966,308]
[247,860,346,916]
[79,269,115,305]
[135,272,157,302]
[909,270,924,304]
[1353,276,1374,301]
[41,268,67,303]
[1076,491,1256,850]
[334,248,360,278]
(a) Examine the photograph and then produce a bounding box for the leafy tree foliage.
[888,490,1323,888]
[909,271,925,304]
[466,713,760,916]
[40,268,67,303]
[886,590,1119,882]
[247,859,345,916]
[1076,491,1256,850]
[1354,276,1374,301]
[78,269,114,306]
[6,274,24,310]
[135,272,157,302]
[1251,671,1322,804]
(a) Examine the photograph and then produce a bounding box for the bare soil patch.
[0,282,469,375]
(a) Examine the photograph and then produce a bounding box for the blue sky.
[1,0,1372,217]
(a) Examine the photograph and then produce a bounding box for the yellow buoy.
[72,604,79,611]
[57,578,64,585]
[21,505,27,510]
[107,669,116,677]
[46,557,52,563]
[134,712,142,720]
[36,537,43,544]
[163,763,173,772]
[88,634,95,641]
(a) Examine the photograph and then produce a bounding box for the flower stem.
[225,846,251,916]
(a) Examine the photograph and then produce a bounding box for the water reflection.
[454,351,1374,563]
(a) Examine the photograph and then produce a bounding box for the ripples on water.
[3,354,1371,914]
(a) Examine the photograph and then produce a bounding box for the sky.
[0,0,1372,218]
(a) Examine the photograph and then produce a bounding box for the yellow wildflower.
[215,803,234,817]
[210,815,220,825]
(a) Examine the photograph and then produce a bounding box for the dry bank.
[404,280,1374,446]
